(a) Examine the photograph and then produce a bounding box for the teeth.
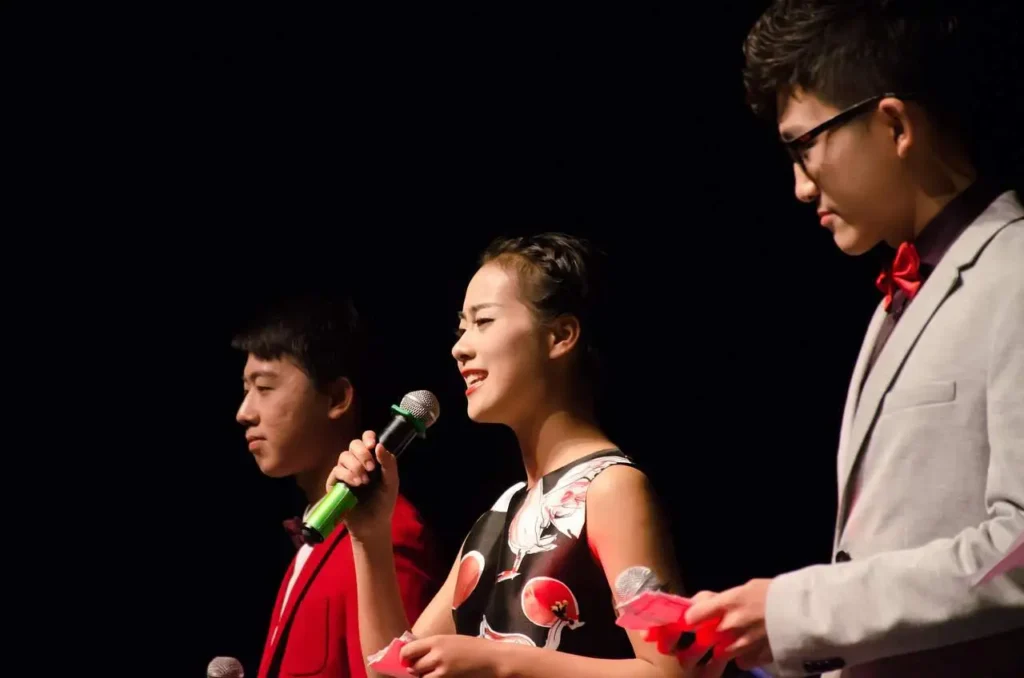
[466,373,486,386]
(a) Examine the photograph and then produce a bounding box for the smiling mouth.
[464,371,487,395]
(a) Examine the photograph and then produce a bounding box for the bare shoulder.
[586,463,665,536]
[587,462,655,505]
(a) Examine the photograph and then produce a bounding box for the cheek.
[264,400,304,446]
[483,330,545,383]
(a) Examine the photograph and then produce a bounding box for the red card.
[366,632,416,677]
[616,590,732,660]
[615,590,693,630]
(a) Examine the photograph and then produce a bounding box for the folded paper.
[366,631,417,677]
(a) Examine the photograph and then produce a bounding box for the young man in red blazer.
[232,293,442,677]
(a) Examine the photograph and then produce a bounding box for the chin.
[833,227,877,256]
[466,403,496,424]
[466,396,508,426]
[253,455,292,478]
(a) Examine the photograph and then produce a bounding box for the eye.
[474,318,493,328]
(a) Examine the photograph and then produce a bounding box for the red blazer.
[257,494,441,678]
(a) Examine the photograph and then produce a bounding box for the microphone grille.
[207,656,244,678]
[613,565,665,602]
[400,390,440,428]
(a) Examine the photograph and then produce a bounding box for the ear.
[326,376,355,420]
[878,97,914,159]
[547,314,581,360]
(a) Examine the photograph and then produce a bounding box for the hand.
[325,429,399,543]
[685,579,774,671]
[400,634,499,678]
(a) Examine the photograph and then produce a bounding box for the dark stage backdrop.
[81,3,1020,674]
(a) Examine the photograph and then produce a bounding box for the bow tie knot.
[876,242,923,312]
[283,517,306,549]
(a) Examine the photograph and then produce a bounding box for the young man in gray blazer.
[685,2,1024,676]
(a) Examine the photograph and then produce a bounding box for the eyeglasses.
[782,92,914,169]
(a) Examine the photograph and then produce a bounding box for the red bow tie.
[283,517,306,549]
[876,242,923,312]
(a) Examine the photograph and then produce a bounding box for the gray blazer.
[763,189,1024,677]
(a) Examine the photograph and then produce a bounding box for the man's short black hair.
[742,1,970,133]
[231,293,368,394]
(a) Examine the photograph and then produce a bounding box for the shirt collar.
[913,177,1003,269]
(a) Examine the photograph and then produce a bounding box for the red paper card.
[615,590,693,630]
[616,590,733,660]
[366,631,416,677]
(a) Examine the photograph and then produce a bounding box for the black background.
[28,2,1019,674]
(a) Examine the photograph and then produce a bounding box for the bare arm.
[353,534,461,677]
[327,429,461,677]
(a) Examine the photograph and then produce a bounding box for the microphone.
[207,656,244,678]
[302,389,440,545]
[613,565,667,602]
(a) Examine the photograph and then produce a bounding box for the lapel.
[840,304,887,454]
[266,558,296,648]
[834,196,1021,532]
[265,523,350,664]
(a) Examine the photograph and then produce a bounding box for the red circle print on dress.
[453,550,485,609]
[520,576,586,650]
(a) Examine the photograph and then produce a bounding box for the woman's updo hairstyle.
[480,231,612,400]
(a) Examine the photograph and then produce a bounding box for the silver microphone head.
[613,565,666,603]
[400,390,440,428]
[207,656,244,678]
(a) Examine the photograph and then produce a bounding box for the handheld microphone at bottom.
[207,656,244,678]
[302,389,440,545]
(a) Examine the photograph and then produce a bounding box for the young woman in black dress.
[328,233,725,678]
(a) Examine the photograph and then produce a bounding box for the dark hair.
[742,0,971,135]
[230,293,368,395]
[480,232,611,397]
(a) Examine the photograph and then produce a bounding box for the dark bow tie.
[283,517,306,549]
[876,242,924,313]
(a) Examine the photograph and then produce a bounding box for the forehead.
[243,354,300,378]
[463,262,520,306]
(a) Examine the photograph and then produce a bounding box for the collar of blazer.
[835,190,1024,532]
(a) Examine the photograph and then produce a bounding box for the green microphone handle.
[302,404,426,545]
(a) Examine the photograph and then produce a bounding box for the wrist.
[350,532,394,557]
[491,640,520,678]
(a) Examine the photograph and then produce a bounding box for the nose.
[793,162,819,203]
[236,391,258,426]
[451,332,474,364]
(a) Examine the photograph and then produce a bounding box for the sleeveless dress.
[451,449,638,659]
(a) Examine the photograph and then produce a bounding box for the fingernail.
[365,461,375,471]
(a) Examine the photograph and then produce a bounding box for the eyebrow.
[457,303,501,321]
[243,369,277,382]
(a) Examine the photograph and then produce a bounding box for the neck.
[512,398,614,488]
[295,456,338,507]
[900,150,978,244]
[294,428,352,507]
